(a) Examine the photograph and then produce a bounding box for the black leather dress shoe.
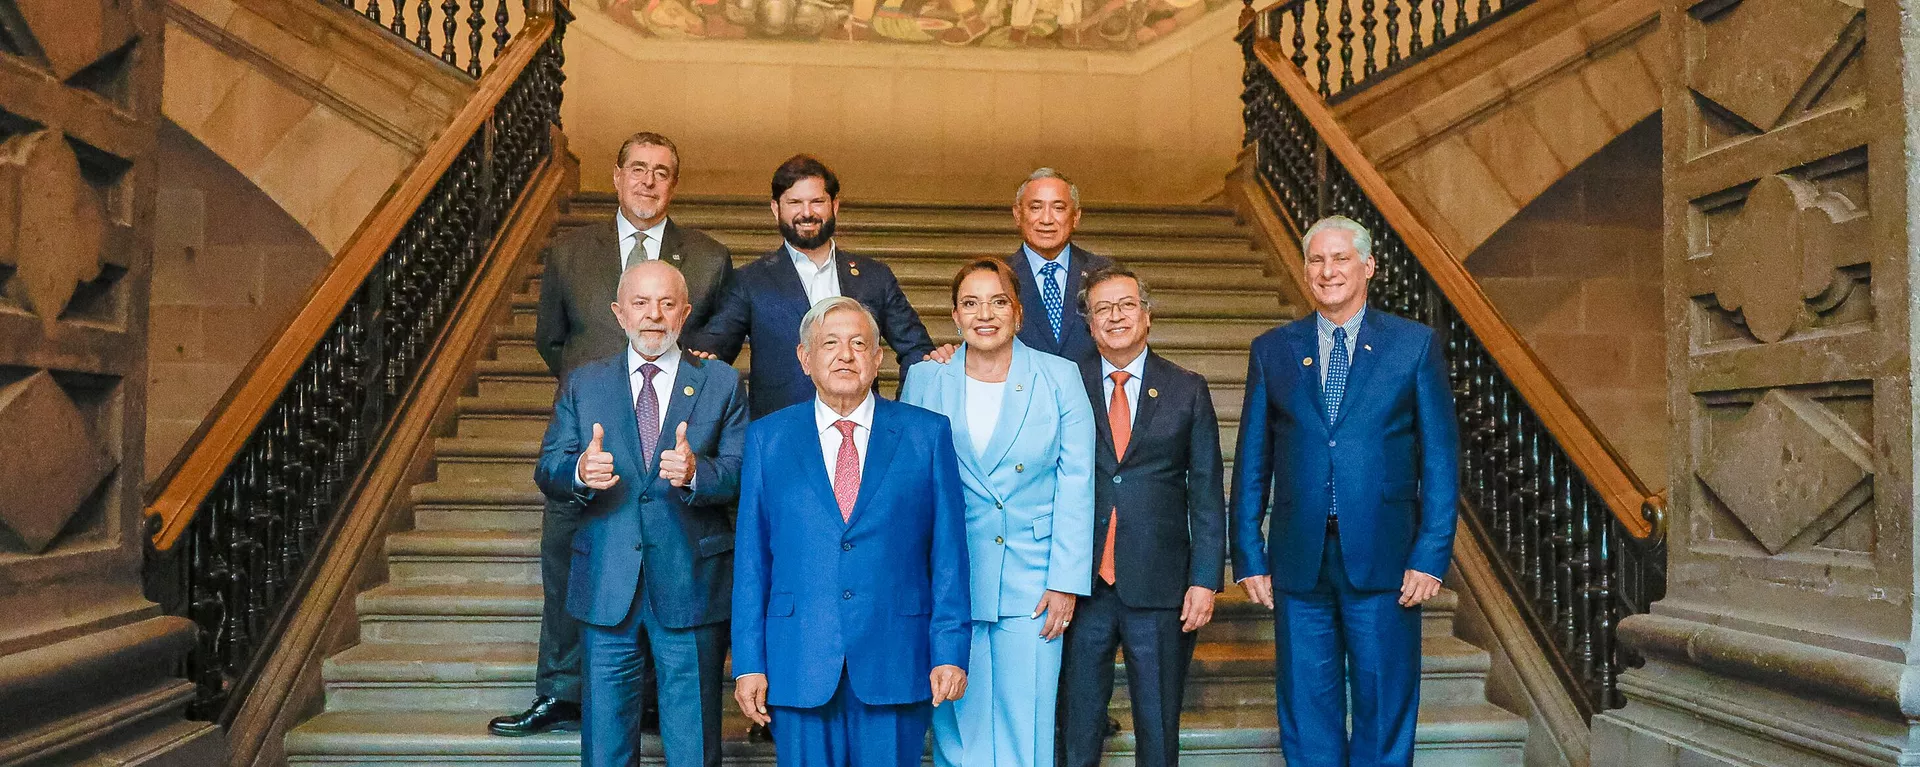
[488,696,582,737]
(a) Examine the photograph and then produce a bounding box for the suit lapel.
[659,218,687,269]
[1330,309,1385,432]
[942,351,989,487]
[788,411,842,524]
[647,356,704,474]
[765,247,813,312]
[980,343,1036,472]
[1286,320,1328,431]
[1080,357,1116,467]
[597,356,648,484]
[1124,353,1168,465]
[836,249,862,303]
[848,402,901,526]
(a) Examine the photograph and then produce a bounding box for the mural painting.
[598,0,1228,48]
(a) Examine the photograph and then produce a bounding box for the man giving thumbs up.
[534,260,749,767]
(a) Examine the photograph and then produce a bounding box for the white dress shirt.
[787,242,843,307]
[815,392,876,478]
[574,344,682,491]
[617,208,668,269]
[1099,348,1148,429]
[963,376,1006,458]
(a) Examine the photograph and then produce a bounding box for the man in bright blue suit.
[1230,216,1460,767]
[534,261,749,767]
[731,296,972,767]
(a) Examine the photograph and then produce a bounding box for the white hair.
[1300,216,1374,262]
[799,296,881,352]
[1015,167,1081,209]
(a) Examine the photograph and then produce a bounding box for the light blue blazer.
[900,340,1097,622]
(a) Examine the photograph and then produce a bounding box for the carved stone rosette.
[1591,0,1920,763]
[0,0,223,762]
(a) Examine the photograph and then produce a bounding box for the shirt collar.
[616,208,668,245]
[786,241,837,271]
[1099,347,1149,382]
[1316,305,1367,339]
[1022,243,1071,276]
[627,343,682,376]
[815,393,876,434]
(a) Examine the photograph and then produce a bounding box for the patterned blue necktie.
[1040,261,1064,342]
[1324,326,1350,520]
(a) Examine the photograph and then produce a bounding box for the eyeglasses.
[620,164,673,183]
[957,296,1014,315]
[1088,299,1144,318]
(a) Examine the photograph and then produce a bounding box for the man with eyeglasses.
[497,131,734,738]
[1057,264,1225,767]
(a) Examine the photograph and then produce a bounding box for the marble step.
[286,702,1525,765]
[316,634,1492,714]
[550,225,1265,266]
[571,194,1247,239]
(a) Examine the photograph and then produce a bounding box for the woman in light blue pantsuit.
[900,258,1096,767]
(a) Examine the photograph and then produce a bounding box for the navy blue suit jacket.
[730,397,972,709]
[1229,310,1460,593]
[1008,245,1114,364]
[534,352,749,629]
[684,248,937,418]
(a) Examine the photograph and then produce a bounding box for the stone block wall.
[146,121,332,486]
[1467,117,1665,487]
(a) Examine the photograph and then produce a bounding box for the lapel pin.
[1363,344,1372,352]
[683,386,695,396]
[1147,388,1159,398]
[1303,357,1313,366]
[850,267,860,276]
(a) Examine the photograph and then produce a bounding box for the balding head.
[610,260,693,358]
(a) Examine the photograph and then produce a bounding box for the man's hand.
[659,422,696,487]
[1399,570,1442,607]
[1034,590,1077,640]
[1180,586,1217,633]
[686,348,719,361]
[1238,575,1274,609]
[926,343,958,364]
[577,423,620,490]
[930,665,968,707]
[734,673,771,726]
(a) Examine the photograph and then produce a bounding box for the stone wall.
[1467,116,1665,487]
[146,121,333,486]
[562,2,1245,203]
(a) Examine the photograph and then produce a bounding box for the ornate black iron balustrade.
[1240,41,1665,715]
[1248,0,1530,100]
[331,0,523,77]
[151,7,569,722]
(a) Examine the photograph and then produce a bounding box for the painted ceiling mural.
[596,0,1229,47]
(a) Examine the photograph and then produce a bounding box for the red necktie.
[833,420,860,522]
[1101,371,1132,585]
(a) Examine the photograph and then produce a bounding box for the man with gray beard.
[535,260,749,766]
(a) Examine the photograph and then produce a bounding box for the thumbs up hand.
[659,422,696,488]
[577,423,620,490]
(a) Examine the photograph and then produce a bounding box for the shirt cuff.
[734,672,766,681]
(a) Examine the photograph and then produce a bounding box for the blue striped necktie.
[1324,326,1350,520]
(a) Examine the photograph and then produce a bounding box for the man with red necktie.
[1058,265,1226,767]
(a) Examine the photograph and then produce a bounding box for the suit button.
[1328,440,1336,448]
[842,591,854,600]
[634,544,643,551]
[1015,463,1024,472]
[996,502,1004,509]
[1112,476,1123,484]
[843,542,854,551]
[640,495,652,502]
[995,536,1004,544]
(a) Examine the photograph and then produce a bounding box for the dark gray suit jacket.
[534,216,732,378]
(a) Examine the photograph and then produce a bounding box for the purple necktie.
[636,363,662,463]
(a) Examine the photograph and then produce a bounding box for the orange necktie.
[1100,371,1132,585]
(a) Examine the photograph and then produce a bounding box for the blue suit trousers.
[582,577,724,767]
[770,669,933,767]
[1275,527,1423,767]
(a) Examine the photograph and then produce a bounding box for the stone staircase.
[282,194,1528,765]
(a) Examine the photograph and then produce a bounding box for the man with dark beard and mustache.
[686,154,951,419]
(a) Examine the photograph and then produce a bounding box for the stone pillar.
[1592,0,1917,763]
[0,1,224,763]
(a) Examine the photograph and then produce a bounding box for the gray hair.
[1015,167,1081,209]
[799,296,882,352]
[1300,216,1373,262]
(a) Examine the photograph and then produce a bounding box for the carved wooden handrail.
[1247,38,1659,538]
[145,9,563,552]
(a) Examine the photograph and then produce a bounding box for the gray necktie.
[625,231,648,268]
